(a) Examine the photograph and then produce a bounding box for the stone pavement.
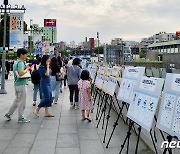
[0,76,154,154]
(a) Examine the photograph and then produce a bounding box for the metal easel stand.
[96,93,109,129]
[119,120,142,154]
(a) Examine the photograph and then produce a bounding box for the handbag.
[15,61,31,79]
[55,72,64,81]
[16,71,31,79]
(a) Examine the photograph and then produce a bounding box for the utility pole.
[97,32,99,62]
[0,0,26,94]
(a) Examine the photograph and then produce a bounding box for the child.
[78,70,93,122]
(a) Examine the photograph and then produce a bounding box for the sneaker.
[4,113,11,121]
[70,105,74,109]
[54,101,57,104]
[18,117,30,123]
[74,106,79,110]
[86,116,92,122]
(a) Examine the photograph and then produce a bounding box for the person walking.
[78,70,93,122]
[34,55,54,117]
[4,48,30,123]
[31,57,42,106]
[67,58,81,109]
[63,59,68,88]
[50,57,62,104]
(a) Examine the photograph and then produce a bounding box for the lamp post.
[0,0,26,94]
[97,32,99,62]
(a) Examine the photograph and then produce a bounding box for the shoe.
[18,117,30,123]
[86,116,92,122]
[45,114,55,117]
[74,106,79,110]
[51,97,54,103]
[60,89,63,93]
[54,101,57,104]
[4,113,11,121]
[32,102,36,106]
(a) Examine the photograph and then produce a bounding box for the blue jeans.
[50,76,61,102]
[33,84,42,101]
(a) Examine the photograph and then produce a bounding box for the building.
[89,38,95,50]
[141,32,176,45]
[41,27,57,44]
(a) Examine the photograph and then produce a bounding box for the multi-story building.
[141,32,175,45]
[41,27,57,44]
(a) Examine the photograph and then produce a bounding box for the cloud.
[7,0,180,43]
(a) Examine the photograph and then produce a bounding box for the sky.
[9,0,180,44]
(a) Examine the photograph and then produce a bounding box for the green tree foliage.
[94,46,104,54]
[139,52,145,58]
[60,50,68,57]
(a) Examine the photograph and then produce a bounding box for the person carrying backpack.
[31,57,42,106]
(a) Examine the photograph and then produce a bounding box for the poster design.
[104,76,117,96]
[95,74,104,89]
[9,13,24,48]
[23,34,28,50]
[33,34,42,55]
[139,78,157,92]
[171,75,180,92]
[127,90,159,131]
[159,93,176,129]
[172,96,180,133]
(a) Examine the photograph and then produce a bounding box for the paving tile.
[18,123,40,134]
[78,129,99,140]
[55,148,80,154]
[60,117,76,124]
[56,133,79,148]
[80,140,105,154]
[58,124,78,134]
[8,134,36,148]
[0,129,17,140]
[3,148,30,154]
[32,139,56,148]
[0,140,11,153]
[36,129,58,140]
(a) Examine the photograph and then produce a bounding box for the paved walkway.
[0,76,154,154]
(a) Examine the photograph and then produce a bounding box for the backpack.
[31,64,41,84]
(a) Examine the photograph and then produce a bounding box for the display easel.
[118,120,142,154]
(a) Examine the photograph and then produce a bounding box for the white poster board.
[104,76,117,96]
[95,74,104,89]
[117,66,145,104]
[102,75,109,92]
[112,66,121,77]
[127,76,164,131]
[88,64,97,82]
[157,74,180,139]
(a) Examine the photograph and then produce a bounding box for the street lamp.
[0,0,26,94]
[97,32,99,62]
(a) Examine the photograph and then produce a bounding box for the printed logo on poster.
[171,74,180,92]
[161,141,180,149]
[139,77,157,92]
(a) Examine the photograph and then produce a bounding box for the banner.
[23,34,28,50]
[33,34,42,55]
[10,13,24,48]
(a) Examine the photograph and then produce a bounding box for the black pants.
[64,75,67,87]
[68,85,79,105]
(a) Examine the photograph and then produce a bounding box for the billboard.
[33,34,42,55]
[9,13,24,49]
[44,19,56,27]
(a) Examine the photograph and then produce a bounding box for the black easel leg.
[102,95,108,129]
[135,126,141,154]
[95,91,104,120]
[119,120,134,154]
[150,129,158,154]
[103,96,112,143]
[97,99,107,128]
[106,102,125,148]
[163,135,173,154]
[97,92,106,120]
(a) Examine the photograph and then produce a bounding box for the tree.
[139,52,145,58]
[60,50,68,57]
[94,46,104,54]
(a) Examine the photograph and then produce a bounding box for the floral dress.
[78,79,93,110]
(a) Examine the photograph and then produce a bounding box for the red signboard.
[176,31,180,38]
[44,19,56,27]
